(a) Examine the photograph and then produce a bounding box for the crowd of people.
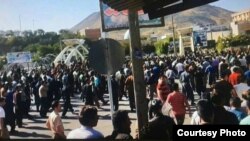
[0,48,250,139]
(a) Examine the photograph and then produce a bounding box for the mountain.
[70,12,101,33]
[70,5,234,39]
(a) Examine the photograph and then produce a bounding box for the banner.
[85,28,101,41]
[7,52,32,64]
[100,1,165,32]
[193,30,208,47]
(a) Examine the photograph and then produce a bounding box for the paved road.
[9,91,198,139]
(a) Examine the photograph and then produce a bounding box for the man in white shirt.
[46,101,65,139]
[0,97,8,139]
[67,105,103,139]
[0,98,6,131]
[175,61,184,77]
[165,67,176,85]
[234,79,250,100]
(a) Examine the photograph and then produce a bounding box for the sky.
[0,0,250,32]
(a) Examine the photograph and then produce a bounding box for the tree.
[5,30,14,36]
[216,37,225,52]
[24,43,40,53]
[36,29,45,36]
[22,30,33,37]
[37,45,55,56]
[154,38,171,55]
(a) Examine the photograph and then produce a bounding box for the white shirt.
[234,83,250,100]
[175,63,184,73]
[47,111,64,134]
[165,69,175,79]
[191,111,200,125]
[239,58,247,67]
[67,126,104,139]
[0,106,5,130]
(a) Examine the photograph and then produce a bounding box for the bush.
[154,40,169,55]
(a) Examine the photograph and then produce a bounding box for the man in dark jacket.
[141,99,175,140]
[106,110,133,139]
[211,94,238,125]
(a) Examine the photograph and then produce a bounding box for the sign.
[100,1,165,32]
[85,28,101,41]
[193,30,207,47]
[7,52,32,64]
[88,38,125,75]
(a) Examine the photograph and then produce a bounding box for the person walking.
[180,65,195,105]
[46,100,66,139]
[13,84,24,128]
[125,73,135,112]
[156,75,171,104]
[39,81,49,118]
[0,97,9,139]
[166,83,190,125]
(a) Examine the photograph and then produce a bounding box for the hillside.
[70,5,234,39]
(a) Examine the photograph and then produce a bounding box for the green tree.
[37,45,55,56]
[35,29,45,36]
[216,37,225,52]
[154,38,170,55]
[24,43,40,53]
[5,30,14,36]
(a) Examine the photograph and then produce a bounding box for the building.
[231,9,250,35]
[207,30,231,41]
[232,9,250,22]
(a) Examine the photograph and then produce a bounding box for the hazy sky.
[0,0,249,32]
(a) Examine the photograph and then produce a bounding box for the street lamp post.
[172,15,177,56]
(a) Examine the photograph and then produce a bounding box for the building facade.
[231,9,250,35]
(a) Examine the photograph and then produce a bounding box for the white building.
[231,9,250,35]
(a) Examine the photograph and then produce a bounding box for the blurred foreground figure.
[67,105,104,139]
[106,110,133,139]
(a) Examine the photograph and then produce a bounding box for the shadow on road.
[10,131,51,138]
[24,126,48,131]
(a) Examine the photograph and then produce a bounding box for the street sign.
[88,38,125,75]
[6,52,32,64]
[193,30,208,47]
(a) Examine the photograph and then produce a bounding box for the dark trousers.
[113,95,119,111]
[62,97,74,116]
[54,91,61,101]
[5,112,16,131]
[128,91,135,111]
[40,97,48,117]
[34,93,40,112]
[182,83,194,103]
[15,106,23,127]
[175,114,185,125]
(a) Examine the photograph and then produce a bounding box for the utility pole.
[128,8,148,139]
[33,19,35,31]
[172,15,177,56]
[209,24,213,40]
[19,15,22,36]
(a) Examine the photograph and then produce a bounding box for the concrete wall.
[207,30,231,41]
[231,21,250,36]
